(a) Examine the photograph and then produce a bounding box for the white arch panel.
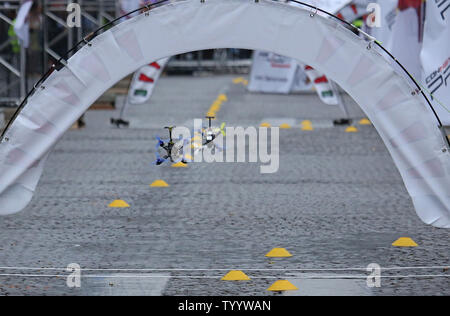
[0,0,448,227]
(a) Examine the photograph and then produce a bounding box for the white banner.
[369,0,450,125]
[421,0,450,125]
[128,58,169,104]
[248,51,298,94]
[248,54,336,104]
[388,1,423,81]
[120,0,142,18]
[369,0,398,46]
[248,0,353,98]
[14,0,33,48]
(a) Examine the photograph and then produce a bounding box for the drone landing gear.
[156,157,168,165]
[204,116,217,145]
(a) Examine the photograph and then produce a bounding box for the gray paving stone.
[0,75,448,296]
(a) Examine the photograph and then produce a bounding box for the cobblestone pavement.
[0,75,448,296]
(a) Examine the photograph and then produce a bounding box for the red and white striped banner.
[128,58,170,105]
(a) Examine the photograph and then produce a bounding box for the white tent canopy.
[0,0,449,227]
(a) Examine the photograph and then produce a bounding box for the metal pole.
[42,0,48,70]
[99,0,104,27]
[77,0,83,43]
[115,0,121,19]
[67,0,74,58]
[19,44,26,100]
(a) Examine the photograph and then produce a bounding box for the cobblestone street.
[0,75,448,296]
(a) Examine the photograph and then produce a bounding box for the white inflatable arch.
[0,0,449,227]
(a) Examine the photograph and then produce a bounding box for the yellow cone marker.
[172,162,187,168]
[301,120,314,131]
[266,248,293,258]
[260,122,271,128]
[359,118,371,125]
[184,154,193,161]
[346,126,358,133]
[267,280,298,292]
[108,200,130,208]
[150,180,170,187]
[218,94,228,102]
[233,77,244,84]
[392,237,418,247]
[280,123,291,129]
[221,270,251,281]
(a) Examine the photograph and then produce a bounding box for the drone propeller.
[155,136,164,147]
[220,122,226,136]
[152,157,167,166]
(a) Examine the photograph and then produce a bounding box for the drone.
[203,116,222,145]
[154,116,226,166]
[154,126,187,165]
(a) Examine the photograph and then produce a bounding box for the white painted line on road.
[80,273,170,296]
[261,118,296,128]
[283,273,372,296]
[260,118,335,129]
[0,274,448,279]
[0,265,448,271]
